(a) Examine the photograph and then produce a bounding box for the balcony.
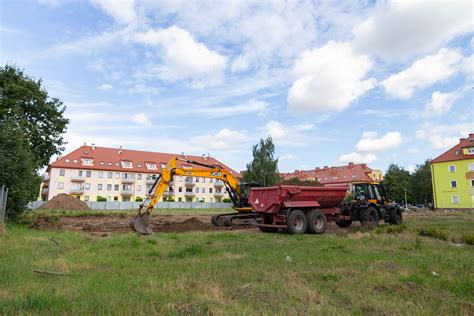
[146,178,156,184]
[184,178,196,186]
[184,191,195,197]
[120,189,133,196]
[41,174,50,182]
[214,191,225,197]
[214,181,224,187]
[163,190,174,196]
[121,177,134,184]
[70,188,84,195]
[71,176,85,182]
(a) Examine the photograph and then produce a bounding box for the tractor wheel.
[336,220,352,228]
[286,210,307,234]
[306,210,327,234]
[388,207,403,225]
[360,206,379,227]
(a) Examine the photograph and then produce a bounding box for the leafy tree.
[279,177,322,187]
[0,65,69,220]
[384,164,413,205]
[243,137,281,186]
[411,159,433,205]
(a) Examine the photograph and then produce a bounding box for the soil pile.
[38,194,91,211]
[158,217,215,233]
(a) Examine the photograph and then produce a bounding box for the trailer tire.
[306,210,327,234]
[286,210,307,234]
[360,206,379,227]
[336,220,352,228]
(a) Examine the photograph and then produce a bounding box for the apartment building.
[431,134,474,211]
[40,145,237,203]
[280,162,384,188]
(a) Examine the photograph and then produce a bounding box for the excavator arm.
[130,157,247,234]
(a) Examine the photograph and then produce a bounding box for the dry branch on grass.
[33,269,65,276]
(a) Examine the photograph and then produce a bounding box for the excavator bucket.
[130,213,153,235]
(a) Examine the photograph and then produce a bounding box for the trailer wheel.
[360,206,379,227]
[306,210,327,234]
[286,210,307,234]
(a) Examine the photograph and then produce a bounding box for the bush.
[462,234,474,245]
[164,197,175,202]
[418,228,448,241]
[135,197,143,202]
[222,198,232,203]
[96,196,107,202]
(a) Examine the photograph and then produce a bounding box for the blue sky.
[1,0,473,173]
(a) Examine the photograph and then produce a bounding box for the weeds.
[376,224,406,235]
[418,228,448,241]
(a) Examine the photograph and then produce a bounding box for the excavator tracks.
[211,212,258,227]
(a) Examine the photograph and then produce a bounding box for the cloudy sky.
[1,0,473,173]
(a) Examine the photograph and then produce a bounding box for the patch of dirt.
[31,214,248,235]
[38,194,90,211]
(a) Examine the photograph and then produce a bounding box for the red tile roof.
[281,162,376,185]
[431,133,474,163]
[48,145,240,176]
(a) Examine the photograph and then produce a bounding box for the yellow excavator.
[130,157,259,235]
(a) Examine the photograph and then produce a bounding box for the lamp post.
[404,188,408,208]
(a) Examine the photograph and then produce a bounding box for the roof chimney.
[348,162,354,169]
[118,150,122,155]
[83,142,86,146]
[323,166,328,170]
[460,138,466,143]
[91,143,95,150]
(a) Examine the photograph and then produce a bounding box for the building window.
[85,183,90,190]
[115,172,120,179]
[107,184,112,191]
[114,184,119,191]
[450,180,457,188]
[209,188,213,193]
[469,163,474,171]
[59,169,65,176]
[78,170,83,176]
[108,172,113,179]
[65,159,70,163]
[84,196,89,201]
[471,180,474,187]
[196,177,199,182]
[137,174,142,180]
[114,196,118,201]
[201,187,205,193]
[86,171,91,177]
[73,159,78,164]
[178,197,182,202]
[449,165,455,172]
[58,182,64,189]
[98,184,102,190]
[81,158,93,166]
[468,148,474,154]
[452,195,459,204]
[121,161,133,168]
[98,171,103,178]
[194,187,199,193]
[179,187,183,192]
[137,185,141,191]
[209,178,213,183]
[146,162,157,170]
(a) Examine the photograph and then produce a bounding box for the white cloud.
[132,113,151,126]
[415,122,472,150]
[423,90,461,117]
[193,100,268,118]
[98,83,113,91]
[339,152,376,164]
[92,0,136,24]
[356,131,404,152]
[462,54,474,81]
[280,154,297,161]
[353,0,473,60]
[381,48,462,99]
[287,41,375,113]
[191,128,248,150]
[135,26,227,88]
[262,120,317,146]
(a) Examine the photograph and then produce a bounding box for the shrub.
[418,228,448,241]
[462,234,474,245]
[96,196,107,202]
[135,197,143,202]
[222,198,232,203]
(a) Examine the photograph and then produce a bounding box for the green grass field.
[1,212,473,315]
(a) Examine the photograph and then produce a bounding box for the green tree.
[0,65,69,220]
[243,137,280,186]
[384,163,413,205]
[411,159,433,205]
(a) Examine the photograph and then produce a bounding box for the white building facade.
[40,145,234,203]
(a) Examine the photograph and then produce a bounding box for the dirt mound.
[158,217,216,233]
[38,194,90,211]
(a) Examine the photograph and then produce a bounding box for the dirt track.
[31,213,368,236]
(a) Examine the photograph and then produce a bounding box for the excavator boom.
[130,157,250,234]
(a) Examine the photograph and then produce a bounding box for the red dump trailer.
[250,185,348,234]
